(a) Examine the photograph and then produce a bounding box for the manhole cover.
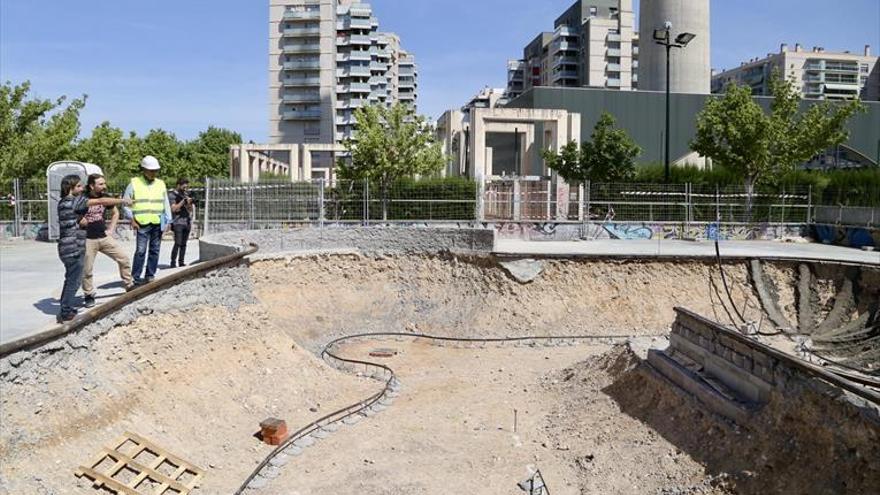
[369,348,397,358]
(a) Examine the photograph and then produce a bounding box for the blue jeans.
[132,224,162,282]
[60,254,84,317]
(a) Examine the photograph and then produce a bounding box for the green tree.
[73,122,131,178]
[691,74,864,193]
[337,103,444,219]
[0,81,86,182]
[183,126,242,179]
[542,112,640,183]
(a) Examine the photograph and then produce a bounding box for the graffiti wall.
[491,221,808,242]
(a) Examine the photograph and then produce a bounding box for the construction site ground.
[1,251,878,494]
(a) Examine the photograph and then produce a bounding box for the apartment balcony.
[398,91,417,100]
[283,110,322,120]
[554,26,578,38]
[283,76,321,87]
[375,48,391,59]
[552,41,577,53]
[553,55,578,68]
[825,62,859,73]
[283,92,321,103]
[283,26,321,37]
[284,60,321,70]
[336,98,366,109]
[283,43,321,54]
[370,61,386,72]
[607,32,622,42]
[283,10,321,21]
[348,4,372,17]
[369,76,387,85]
[552,70,579,81]
[337,82,372,93]
[607,48,621,57]
[338,65,371,78]
[335,115,356,126]
[805,61,825,71]
[607,63,621,72]
[337,50,371,62]
[398,67,416,77]
[632,46,639,55]
[607,78,622,87]
[337,17,372,30]
[337,34,371,46]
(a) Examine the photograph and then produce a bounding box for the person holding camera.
[168,177,194,268]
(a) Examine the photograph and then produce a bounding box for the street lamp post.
[653,23,695,183]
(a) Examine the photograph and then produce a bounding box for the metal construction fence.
[3,176,878,238]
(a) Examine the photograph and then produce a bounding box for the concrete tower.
[638,0,711,94]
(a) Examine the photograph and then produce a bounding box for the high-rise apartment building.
[712,44,879,101]
[504,0,638,101]
[269,0,418,146]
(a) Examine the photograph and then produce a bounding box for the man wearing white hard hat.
[123,156,172,285]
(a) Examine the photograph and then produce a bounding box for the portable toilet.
[46,161,103,240]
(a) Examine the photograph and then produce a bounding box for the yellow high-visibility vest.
[130,176,167,225]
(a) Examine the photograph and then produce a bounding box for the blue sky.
[2,0,878,142]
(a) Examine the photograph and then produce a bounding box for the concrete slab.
[494,239,880,266]
[0,239,200,345]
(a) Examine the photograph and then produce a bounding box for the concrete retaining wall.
[648,308,880,423]
[199,226,496,261]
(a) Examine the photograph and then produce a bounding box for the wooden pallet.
[75,432,204,495]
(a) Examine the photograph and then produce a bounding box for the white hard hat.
[140,155,161,171]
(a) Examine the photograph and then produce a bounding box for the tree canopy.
[543,112,641,183]
[337,103,444,187]
[0,81,85,182]
[2,80,242,183]
[691,74,864,189]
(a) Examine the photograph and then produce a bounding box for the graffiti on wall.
[493,221,807,242]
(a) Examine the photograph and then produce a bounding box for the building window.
[862,64,870,73]
[589,6,597,16]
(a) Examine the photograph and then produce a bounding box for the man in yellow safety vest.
[123,156,172,285]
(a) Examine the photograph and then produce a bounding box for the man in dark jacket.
[56,174,131,323]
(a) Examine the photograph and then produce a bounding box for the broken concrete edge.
[659,308,880,420]
[198,226,496,263]
[498,258,545,284]
[0,244,259,375]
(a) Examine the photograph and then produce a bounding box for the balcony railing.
[553,70,578,80]
[283,110,322,120]
[607,78,622,87]
[337,50,371,62]
[607,33,621,42]
[552,41,577,53]
[338,66,371,78]
[283,77,321,87]
[284,60,321,70]
[337,82,372,93]
[283,27,321,37]
[283,93,321,103]
[607,48,621,57]
[607,63,621,72]
[283,10,321,21]
[283,43,321,54]
[336,98,366,109]
[825,62,859,72]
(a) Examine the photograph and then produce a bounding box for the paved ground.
[0,239,199,345]
[495,239,880,265]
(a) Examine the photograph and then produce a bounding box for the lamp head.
[675,32,696,46]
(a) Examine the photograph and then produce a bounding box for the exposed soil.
[0,305,375,494]
[1,254,877,494]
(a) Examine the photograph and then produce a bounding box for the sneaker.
[83,295,96,308]
[56,312,77,324]
[178,262,187,268]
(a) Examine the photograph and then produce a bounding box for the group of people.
[55,156,194,323]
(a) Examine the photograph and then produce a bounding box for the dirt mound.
[541,346,736,494]
[0,304,375,494]
[547,345,880,495]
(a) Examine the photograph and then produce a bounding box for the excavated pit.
[1,253,877,494]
